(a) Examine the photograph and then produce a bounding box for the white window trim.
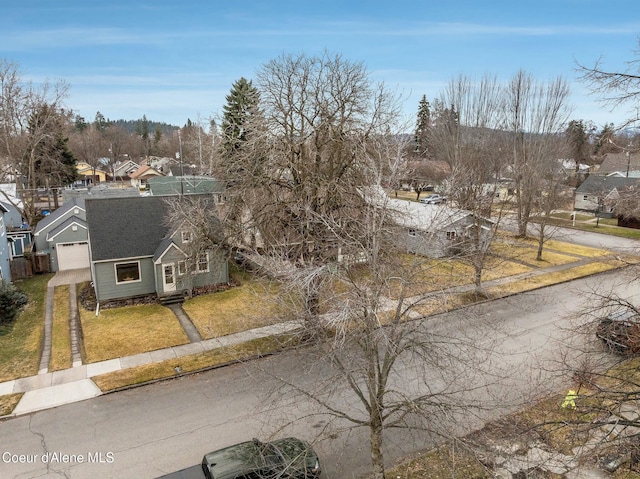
[114,260,142,284]
[197,252,209,273]
[178,260,187,276]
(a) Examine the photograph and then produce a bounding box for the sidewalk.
[0,254,625,418]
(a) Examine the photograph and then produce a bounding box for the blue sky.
[3,1,639,130]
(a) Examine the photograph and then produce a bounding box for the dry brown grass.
[183,280,286,339]
[80,304,189,362]
[92,334,300,392]
[486,260,624,297]
[0,393,23,417]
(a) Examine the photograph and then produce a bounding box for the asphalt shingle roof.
[575,175,640,194]
[86,196,171,261]
[34,198,85,235]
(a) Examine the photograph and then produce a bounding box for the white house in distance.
[389,198,494,258]
[362,186,494,258]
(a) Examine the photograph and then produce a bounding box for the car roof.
[203,441,265,479]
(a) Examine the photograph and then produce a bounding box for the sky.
[2,1,640,131]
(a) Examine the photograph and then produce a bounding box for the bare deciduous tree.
[0,58,71,223]
[429,74,508,294]
[505,70,573,238]
[577,36,640,129]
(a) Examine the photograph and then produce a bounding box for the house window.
[164,265,175,285]
[446,231,457,240]
[115,262,141,283]
[197,253,209,273]
[181,231,192,243]
[583,195,588,201]
[408,229,416,237]
[178,260,187,275]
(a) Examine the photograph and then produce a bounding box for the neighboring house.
[147,176,226,202]
[0,191,33,262]
[573,175,640,213]
[147,156,179,174]
[0,202,11,281]
[482,178,517,202]
[0,197,24,230]
[112,159,140,180]
[362,186,494,259]
[85,196,228,304]
[33,198,89,272]
[597,152,640,177]
[76,161,108,186]
[62,184,140,202]
[167,165,199,177]
[129,165,164,189]
[389,198,494,258]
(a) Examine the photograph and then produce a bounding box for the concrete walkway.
[0,253,626,418]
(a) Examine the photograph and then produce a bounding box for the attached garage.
[56,241,90,270]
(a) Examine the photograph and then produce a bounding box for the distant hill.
[111,119,179,136]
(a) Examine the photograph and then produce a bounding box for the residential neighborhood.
[2,4,640,477]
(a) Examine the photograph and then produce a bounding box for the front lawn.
[80,303,189,362]
[0,274,51,382]
[183,279,286,339]
[49,285,72,371]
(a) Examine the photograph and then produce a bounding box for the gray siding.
[574,193,598,212]
[155,250,229,296]
[94,258,156,302]
[34,207,86,252]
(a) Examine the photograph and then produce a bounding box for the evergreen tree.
[94,111,110,132]
[565,119,591,168]
[414,94,431,157]
[28,104,79,188]
[594,123,620,155]
[221,77,260,157]
[136,115,151,157]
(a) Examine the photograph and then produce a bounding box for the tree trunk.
[474,263,483,296]
[370,420,385,479]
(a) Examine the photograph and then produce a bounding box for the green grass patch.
[183,280,285,339]
[0,274,52,382]
[92,334,300,392]
[80,304,189,363]
[49,285,72,371]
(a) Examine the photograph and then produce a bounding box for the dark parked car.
[596,308,640,354]
[420,194,446,205]
[201,438,320,479]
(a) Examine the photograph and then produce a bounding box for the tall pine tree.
[414,95,432,157]
[221,77,260,156]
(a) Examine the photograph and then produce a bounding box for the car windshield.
[260,443,284,468]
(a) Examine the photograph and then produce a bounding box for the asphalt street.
[1,266,639,479]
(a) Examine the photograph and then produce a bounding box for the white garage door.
[56,242,90,271]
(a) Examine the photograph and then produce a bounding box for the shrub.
[0,280,28,324]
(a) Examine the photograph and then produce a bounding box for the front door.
[162,264,176,292]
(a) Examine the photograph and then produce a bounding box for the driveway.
[47,268,91,287]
